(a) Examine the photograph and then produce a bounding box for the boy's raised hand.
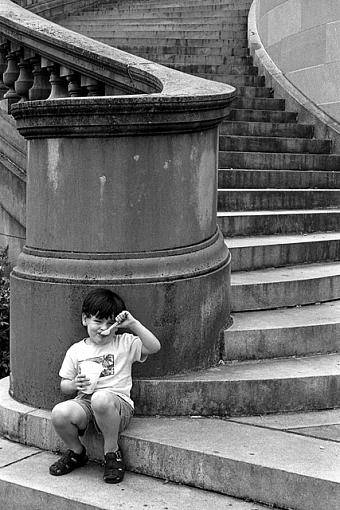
[115,311,161,355]
[115,310,136,329]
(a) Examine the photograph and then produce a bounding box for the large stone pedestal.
[9,97,231,409]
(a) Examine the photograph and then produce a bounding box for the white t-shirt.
[59,333,146,408]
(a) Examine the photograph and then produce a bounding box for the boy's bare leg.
[51,400,89,454]
[91,391,121,454]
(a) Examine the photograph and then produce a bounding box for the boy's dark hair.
[82,288,126,319]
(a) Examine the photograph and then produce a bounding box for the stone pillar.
[9,96,231,409]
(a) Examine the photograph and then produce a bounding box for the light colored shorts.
[73,390,134,435]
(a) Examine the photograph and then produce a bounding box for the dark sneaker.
[103,448,125,483]
[49,447,88,476]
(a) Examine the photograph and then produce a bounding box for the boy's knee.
[91,391,120,415]
[51,402,71,426]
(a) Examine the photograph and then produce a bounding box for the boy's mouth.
[98,330,113,337]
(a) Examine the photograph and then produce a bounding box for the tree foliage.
[0,247,10,378]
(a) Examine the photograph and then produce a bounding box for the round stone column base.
[10,234,230,409]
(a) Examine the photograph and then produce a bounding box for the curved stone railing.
[0,0,236,409]
[248,0,340,150]
[0,0,236,98]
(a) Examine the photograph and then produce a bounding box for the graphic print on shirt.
[82,354,114,378]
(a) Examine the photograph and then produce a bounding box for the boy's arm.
[116,311,161,355]
[60,377,77,395]
[60,374,90,395]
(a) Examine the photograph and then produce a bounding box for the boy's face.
[82,313,118,345]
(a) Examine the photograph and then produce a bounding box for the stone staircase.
[2,0,339,509]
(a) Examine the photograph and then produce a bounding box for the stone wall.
[0,102,27,266]
[255,0,340,122]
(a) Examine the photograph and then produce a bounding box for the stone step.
[113,41,249,54]
[231,261,340,311]
[100,36,248,48]
[1,347,340,419]
[232,96,285,109]
[69,27,249,40]
[0,438,270,510]
[229,108,297,122]
[218,169,340,189]
[236,85,273,98]
[143,54,253,65]
[113,6,249,16]
[2,415,340,510]
[101,0,251,10]
[152,54,224,64]
[220,151,340,170]
[105,0,250,6]
[165,62,258,75]
[115,43,247,56]
[118,0,251,4]
[61,20,248,32]
[218,209,340,236]
[1,385,339,510]
[225,232,340,270]
[218,188,340,211]
[134,353,340,416]
[220,121,314,138]
[76,5,250,17]
[118,1,252,8]
[63,16,248,28]
[4,414,338,510]
[224,300,340,360]
[197,74,264,86]
[219,135,332,154]
[83,12,248,22]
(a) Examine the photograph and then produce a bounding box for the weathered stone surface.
[1,385,340,510]
[224,299,340,359]
[0,438,271,510]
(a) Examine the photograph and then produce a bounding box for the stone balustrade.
[0,0,236,410]
[0,8,157,102]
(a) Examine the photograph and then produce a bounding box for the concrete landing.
[233,408,340,441]
[0,438,270,510]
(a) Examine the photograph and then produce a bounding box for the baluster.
[47,64,68,99]
[29,56,51,100]
[81,76,104,96]
[15,55,34,102]
[60,66,83,97]
[41,58,68,99]
[3,50,21,102]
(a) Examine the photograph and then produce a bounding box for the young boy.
[49,287,160,483]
